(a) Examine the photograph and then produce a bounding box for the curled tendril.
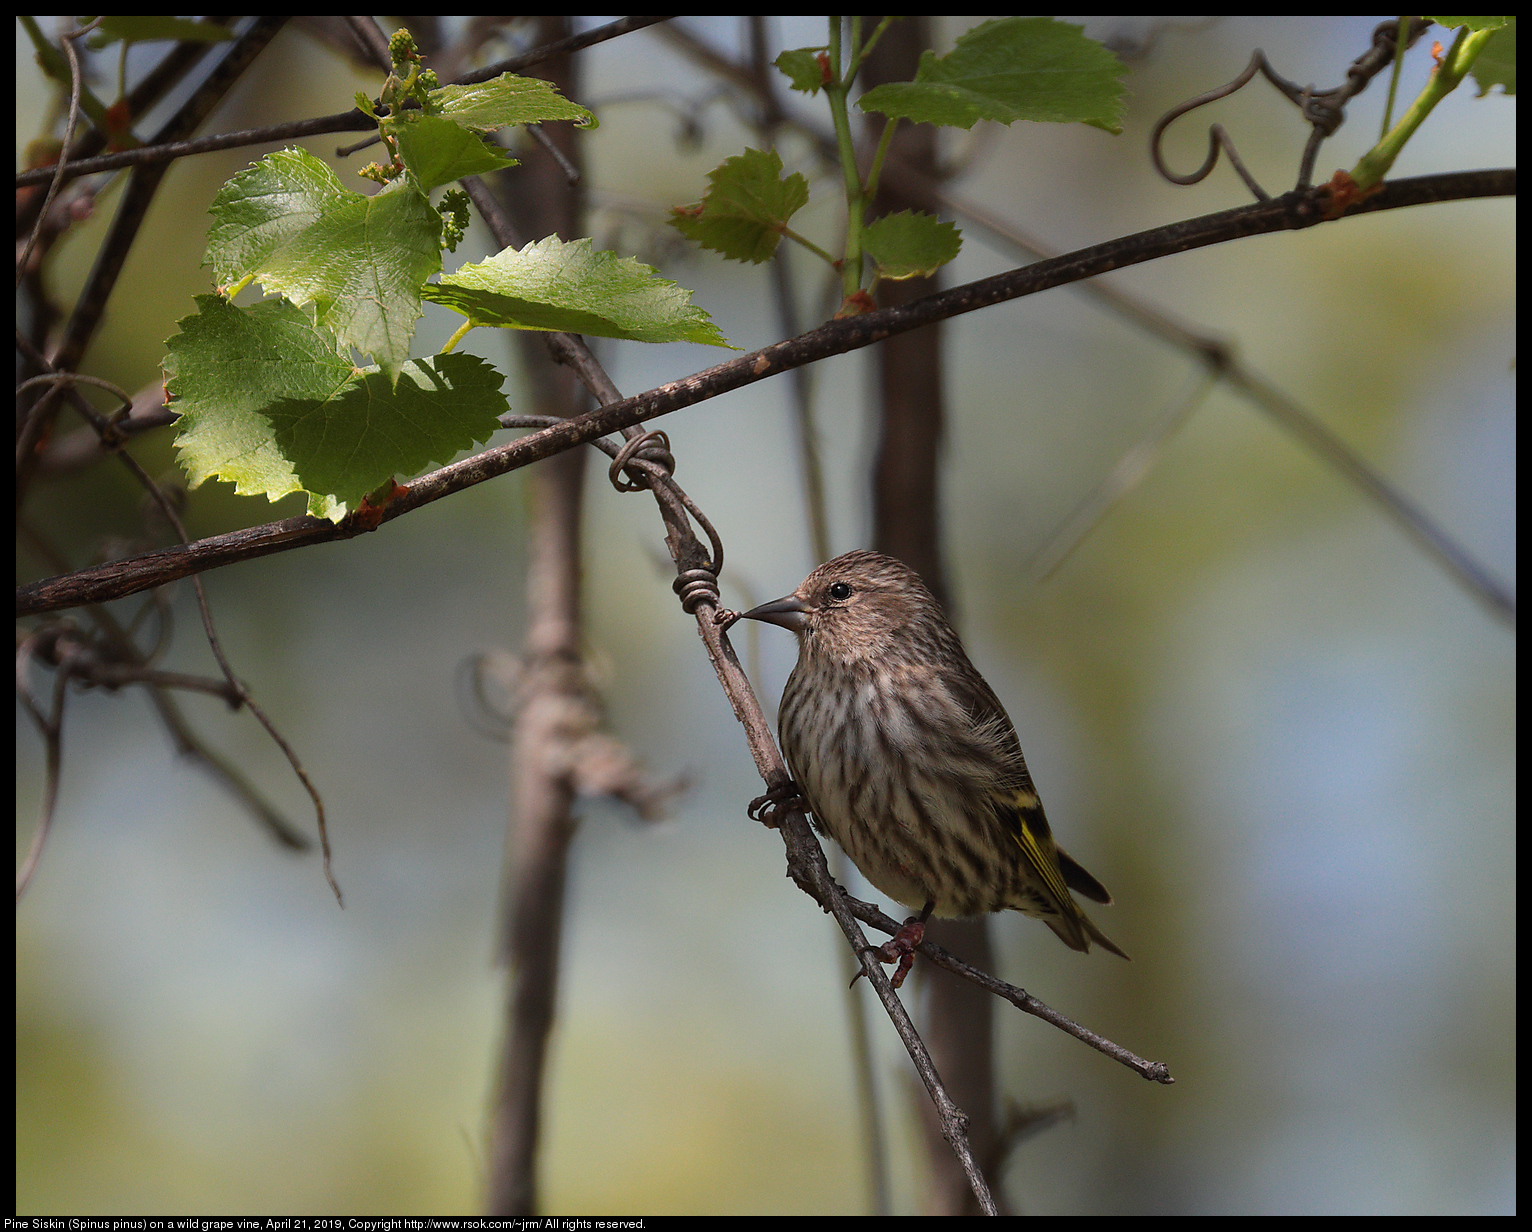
[1151,19,1433,200]
[602,428,724,611]
[1150,51,1277,200]
[501,415,725,613]
[607,428,675,492]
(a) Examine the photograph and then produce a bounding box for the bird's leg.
[861,900,935,990]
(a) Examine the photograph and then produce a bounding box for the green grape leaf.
[1471,21,1516,95]
[166,294,507,519]
[668,148,810,264]
[863,210,962,280]
[166,295,355,518]
[423,235,734,347]
[858,17,1127,134]
[775,47,830,94]
[265,351,507,514]
[205,148,441,381]
[393,113,518,191]
[428,72,596,131]
[1428,16,1512,31]
[205,148,350,284]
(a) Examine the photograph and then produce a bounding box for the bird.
[738,549,1126,986]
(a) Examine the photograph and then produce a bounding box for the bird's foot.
[855,901,935,990]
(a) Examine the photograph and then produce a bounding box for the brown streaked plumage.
[742,550,1127,966]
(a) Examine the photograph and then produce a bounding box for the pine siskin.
[741,550,1127,984]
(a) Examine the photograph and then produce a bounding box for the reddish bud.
[835,289,878,318]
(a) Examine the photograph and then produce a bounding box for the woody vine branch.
[15,168,1513,620]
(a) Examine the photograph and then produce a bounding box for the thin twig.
[16,19,96,287]
[15,16,674,189]
[773,804,999,1214]
[842,896,1173,1083]
[16,113,378,187]
[35,382,175,475]
[527,124,580,185]
[455,16,675,87]
[344,16,392,71]
[15,630,74,899]
[59,661,244,700]
[145,687,313,851]
[18,343,341,902]
[119,442,343,905]
[15,519,312,853]
[1028,370,1219,580]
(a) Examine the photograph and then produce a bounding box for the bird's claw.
[747,779,804,828]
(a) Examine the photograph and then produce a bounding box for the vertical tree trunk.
[485,16,586,1217]
[860,15,1006,1216]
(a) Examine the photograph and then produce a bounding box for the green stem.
[440,319,475,354]
[1351,25,1497,191]
[864,114,899,205]
[825,17,868,300]
[849,16,898,86]
[779,225,839,269]
[1380,16,1411,138]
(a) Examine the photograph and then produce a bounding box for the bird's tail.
[1045,907,1131,960]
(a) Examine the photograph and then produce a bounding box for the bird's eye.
[827,581,853,602]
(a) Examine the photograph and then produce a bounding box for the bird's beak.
[740,593,812,633]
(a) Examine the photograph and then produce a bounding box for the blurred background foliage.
[15,16,1514,1215]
